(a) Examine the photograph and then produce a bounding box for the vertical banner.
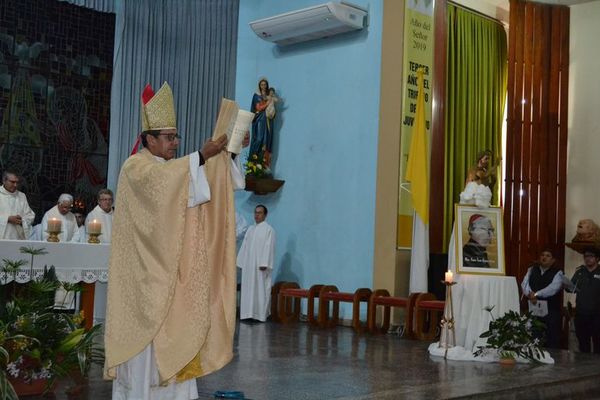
[397,0,435,248]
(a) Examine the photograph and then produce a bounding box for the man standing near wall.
[0,171,35,240]
[105,82,246,399]
[565,248,600,353]
[521,249,564,348]
[238,204,276,322]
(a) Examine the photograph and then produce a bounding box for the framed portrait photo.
[455,205,505,275]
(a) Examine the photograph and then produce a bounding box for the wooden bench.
[270,281,287,322]
[276,282,324,324]
[318,285,372,332]
[367,290,420,337]
[414,293,445,340]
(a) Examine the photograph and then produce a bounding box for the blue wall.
[235,1,383,317]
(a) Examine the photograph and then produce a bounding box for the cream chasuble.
[0,186,35,240]
[105,147,237,384]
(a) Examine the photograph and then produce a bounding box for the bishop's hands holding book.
[199,130,250,163]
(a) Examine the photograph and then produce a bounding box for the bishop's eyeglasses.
[153,133,181,142]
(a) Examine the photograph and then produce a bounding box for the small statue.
[465,150,500,188]
[249,78,277,170]
[565,219,600,254]
[573,219,600,242]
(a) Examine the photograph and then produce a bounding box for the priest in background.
[85,188,114,243]
[238,204,276,322]
[41,193,77,242]
[0,171,35,240]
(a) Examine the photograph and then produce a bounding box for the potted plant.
[244,153,285,195]
[473,306,546,364]
[0,266,104,397]
[245,153,272,179]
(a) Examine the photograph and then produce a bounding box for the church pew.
[413,293,445,340]
[275,282,324,324]
[318,285,372,332]
[367,290,420,337]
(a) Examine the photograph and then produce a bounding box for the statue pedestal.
[245,176,285,195]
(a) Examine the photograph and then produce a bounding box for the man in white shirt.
[0,171,35,240]
[41,194,77,242]
[238,204,276,322]
[71,206,87,243]
[85,188,114,243]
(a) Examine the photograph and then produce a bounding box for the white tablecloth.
[0,239,109,283]
[451,274,520,351]
[0,239,110,323]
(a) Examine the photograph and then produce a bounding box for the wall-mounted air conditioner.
[249,1,368,46]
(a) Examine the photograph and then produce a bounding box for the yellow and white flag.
[405,68,429,293]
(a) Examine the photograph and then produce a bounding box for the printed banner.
[397,0,435,248]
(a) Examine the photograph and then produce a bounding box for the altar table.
[0,239,109,329]
[451,274,520,351]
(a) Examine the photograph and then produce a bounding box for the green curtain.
[443,5,508,251]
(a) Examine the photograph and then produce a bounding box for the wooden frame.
[455,205,505,275]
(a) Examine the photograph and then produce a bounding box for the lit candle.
[88,219,102,235]
[47,218,62,232]
[444,270,453,283]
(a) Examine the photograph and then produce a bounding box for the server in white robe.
[0,171,35,240]
[41,193,77,242]
[238,205,276,322]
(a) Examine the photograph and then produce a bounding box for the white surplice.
[41,205,78,242]
[237,221,276,321]
[0,186,35,240]
[85,204,114,243]
[71,225,87,243]
[112,152,244,400]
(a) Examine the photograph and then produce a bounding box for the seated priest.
[41,193,77,242]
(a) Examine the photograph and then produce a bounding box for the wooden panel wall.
[429,0,448,253]
[504,0,569,279]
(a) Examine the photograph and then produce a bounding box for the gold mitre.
[141,82,177,131]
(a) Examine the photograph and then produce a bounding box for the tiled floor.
[27,320,600,399]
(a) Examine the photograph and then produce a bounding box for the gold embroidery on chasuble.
[175,150,237,381]
[104,147,237,384]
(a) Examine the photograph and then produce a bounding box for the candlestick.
[444,270,453,283]
[439,280,458,359]
[46,218,61,242]
[47,218,61,233]
[87,219,102,244]
[88,219,102,235]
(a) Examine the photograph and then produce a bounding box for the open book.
[212,98,254,154]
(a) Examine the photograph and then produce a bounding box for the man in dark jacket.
[565,247,600,353]
[521,249,564,348]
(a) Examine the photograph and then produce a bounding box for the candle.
[444,270,453,283]
[47,218,62,232]
[88,219,102,235]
